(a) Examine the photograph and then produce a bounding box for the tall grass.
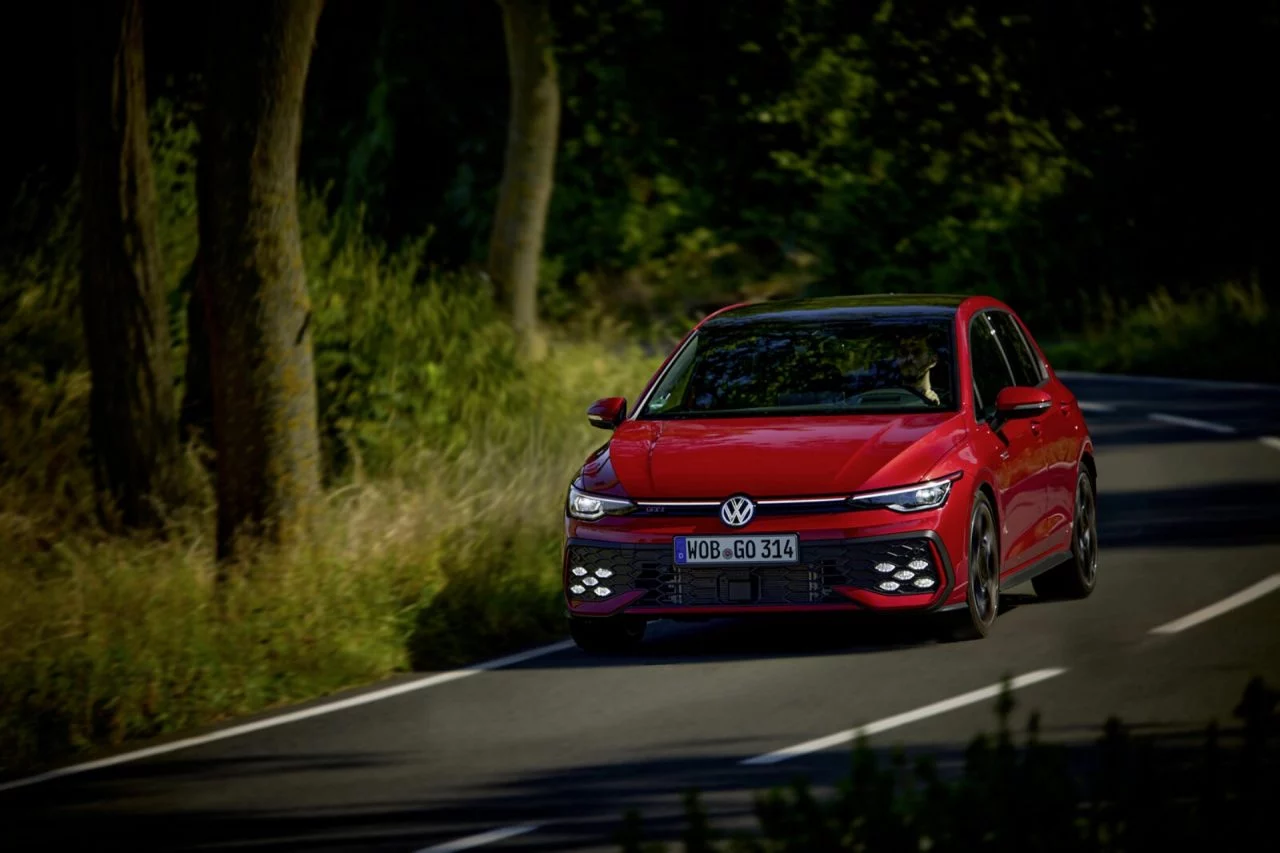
[0,109,659,772]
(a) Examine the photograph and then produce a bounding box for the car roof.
[701,294,976,328]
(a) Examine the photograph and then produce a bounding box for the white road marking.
[1077,401,1115,413]
[0,640,575,794]
[740,668,1067,766]
[1149,575,1280,635]
[1055,370,1280,392]
[1260,436,1280,453]
[1147,412,1237,434]
[416,824,541,852]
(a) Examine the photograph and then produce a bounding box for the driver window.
[987,312,1043,387]
[969,316,1016,421]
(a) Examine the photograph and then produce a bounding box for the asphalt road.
[5,372,1280,852]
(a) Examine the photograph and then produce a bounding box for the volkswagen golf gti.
[563,295,1098,652]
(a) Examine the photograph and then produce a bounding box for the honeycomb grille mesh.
[565,538,941,606]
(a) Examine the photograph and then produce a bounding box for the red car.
[564,295,1098,652]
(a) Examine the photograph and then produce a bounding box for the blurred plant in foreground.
[617,676,1278,852]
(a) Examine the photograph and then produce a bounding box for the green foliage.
[150,98,201,297]
[539,0,1103,332]
[623,677,1278,852]
[759,1,1076,303]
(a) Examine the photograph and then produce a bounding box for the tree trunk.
[488,0,560,356]
[73,0,178,529]
[201,0,324,561]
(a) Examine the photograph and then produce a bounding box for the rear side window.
[969,317,1015,421]
[987,312,1043,387]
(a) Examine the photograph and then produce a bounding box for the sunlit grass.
[0,333,656,774]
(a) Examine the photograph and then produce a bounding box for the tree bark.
[73,0,178,529]
[488,0,560,356]
[201,0,324,561]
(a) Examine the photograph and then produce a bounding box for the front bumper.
[564,531,955,617]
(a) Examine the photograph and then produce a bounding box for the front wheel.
[569,615,646,655]
[941,493,1000,642]
[1032,470,1098,600]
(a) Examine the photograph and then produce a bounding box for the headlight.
[849,475,958,513]
[567,485,636,520]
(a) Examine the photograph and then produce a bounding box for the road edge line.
[1149,575,1280,635]
[416,824,542,852]
[1147,412,1237,435]
[1055,370,1280,392]
[740,667,1067,766]
[0,640,575,794]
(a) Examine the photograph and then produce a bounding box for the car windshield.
[638,313,957,419]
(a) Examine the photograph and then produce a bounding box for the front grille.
[565,537,944,607]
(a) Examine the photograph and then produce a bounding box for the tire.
[1032,470,1098,600]
[941,492,1001,641]
[569,615,646,655]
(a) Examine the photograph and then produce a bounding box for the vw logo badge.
[719,495,755,527]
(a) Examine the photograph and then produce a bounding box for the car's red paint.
[993,386,1053,417]
[563,294,1095,628]
[605,412,968,500]
[833,586,938,609]
[586,396,628,431]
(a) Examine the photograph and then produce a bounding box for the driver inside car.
[892,335,941,405]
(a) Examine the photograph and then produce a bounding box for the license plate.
[674,534,799,565]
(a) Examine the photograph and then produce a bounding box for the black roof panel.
[703,294,969,327]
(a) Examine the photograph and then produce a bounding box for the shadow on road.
[1098,481,1280,548]
[7,704,1273,852]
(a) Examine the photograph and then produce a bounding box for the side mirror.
[587,397,627,431]
[993,386,1052,423]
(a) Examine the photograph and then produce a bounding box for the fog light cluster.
[872,554,937,592]
[570,565,615,598]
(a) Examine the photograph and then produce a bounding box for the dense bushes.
[618,677,1279,852]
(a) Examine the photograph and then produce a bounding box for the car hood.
[596,413,967,500]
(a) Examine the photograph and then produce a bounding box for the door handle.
[1030,420,1042,436]
[1060,402,1071,416]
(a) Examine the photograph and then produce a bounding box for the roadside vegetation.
[617,677,1279,852]
[1044,281,1277,384]
[0,110,658,770]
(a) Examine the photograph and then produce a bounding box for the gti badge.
[719,495,755,527]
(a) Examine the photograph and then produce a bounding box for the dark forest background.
[5,0,1277,336]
